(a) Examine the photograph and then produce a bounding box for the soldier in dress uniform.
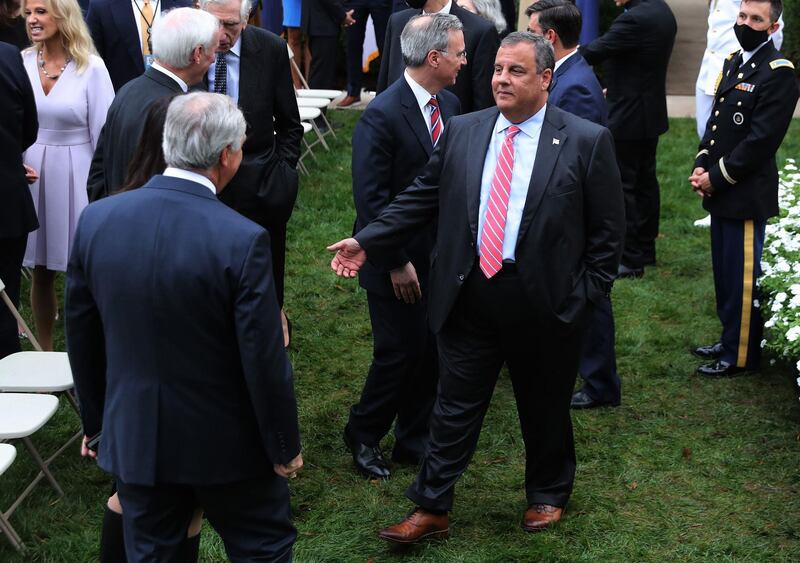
[689,0,799,377]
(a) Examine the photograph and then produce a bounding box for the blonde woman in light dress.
[21,0,113,349]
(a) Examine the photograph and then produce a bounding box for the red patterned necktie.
[428,96,442,145]
[479,125,521,279]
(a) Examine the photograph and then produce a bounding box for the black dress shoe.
[696,360,748,377]
[617,263,644,279]
[343,425,390,480]
[693,342,723,359]
[570,389,620,410]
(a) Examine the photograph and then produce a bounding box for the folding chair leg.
[310,121,329,151]
[0,513,25,552]
[319,111,337,139]
[21,437,63,497]
[65,389,80,415]
[1,290,43,351]
[304,138,318,161]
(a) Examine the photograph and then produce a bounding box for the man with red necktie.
[329,31,624,541]
[344,13,462,481]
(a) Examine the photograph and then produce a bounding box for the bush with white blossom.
[760,159,800,388]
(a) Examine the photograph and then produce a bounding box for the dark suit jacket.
[549,52,607,127]
[579,0,675,139]
[694,41,799,221]
[66,174,300,486]
[376,4,499,113]
[301,0,346,36]
[0,41,38,239]
[352,78,460,297]
[216,26,304,227]
[87,66,183,201]
[87,0,192,92]
[356,104,624,333]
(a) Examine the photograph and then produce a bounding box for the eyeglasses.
[438,49,467,61]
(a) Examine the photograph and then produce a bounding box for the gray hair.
[500,31,555,74]
[152,8,219,69]
[198,0,253,20]
[469,0,507,34]
[163,93,247,170]
[400,13,463,68]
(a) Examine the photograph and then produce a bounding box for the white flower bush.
[760,159,800,394]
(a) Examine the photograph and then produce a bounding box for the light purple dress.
[22,51,114,271]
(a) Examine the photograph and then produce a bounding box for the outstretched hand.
[327,238,366,278]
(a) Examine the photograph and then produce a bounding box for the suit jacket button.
[720,97,725,102]
[712,125,717,131]
[715,110,720,116]
[458,274,465,281]
[710,140,715,146]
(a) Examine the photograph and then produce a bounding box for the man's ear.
[541,67,553,91]
[219,145,231,168]
[427,49,440,68]
[768,20,780,36]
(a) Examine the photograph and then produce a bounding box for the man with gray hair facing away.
[87,7,221,201]
[343,13,463,481]
[67,92,303,562]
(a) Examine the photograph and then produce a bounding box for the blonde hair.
[23,0,97,73]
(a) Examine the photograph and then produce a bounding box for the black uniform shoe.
[343,425,390,480]
[570,389,621,410]
[696,360,748,377]
[693,342,724,359]
[617,263,644,279]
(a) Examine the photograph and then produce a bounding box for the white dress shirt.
[424,0,452,15]
[131,0,162,53]
[207,36,242,103]
[404,70,439,138]
[477,106,546,262]
[151,62,188,92]
[163,167,217,195]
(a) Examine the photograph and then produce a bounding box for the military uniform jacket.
[694,40,798,220]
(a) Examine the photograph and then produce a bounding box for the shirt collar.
[163,167,217,195]
[151,62,188,93]
[424,0,451,15]
[741,38,770,64]
[554,48,578,73]
[404,70,437,112]
[228,36,242,58]
[495,104,547,138]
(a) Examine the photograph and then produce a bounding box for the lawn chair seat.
[0,443,25,551]
[298,106,330,152]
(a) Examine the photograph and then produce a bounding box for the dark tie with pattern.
[214,52,227,95]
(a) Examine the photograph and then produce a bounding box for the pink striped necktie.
[428,96,442,145]
[479,125,521,279]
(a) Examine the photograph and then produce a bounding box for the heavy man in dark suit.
[87,0,193,92]
[377,0,499,112]
[580,0,676,278]
[527,0,619,410]
[690,0,799,377]
[87,7,220,201]
[67,93,303,562]
[0,41,38,359]
[344,13,462,480]
[200,0,303,343]
[329,32,624,540]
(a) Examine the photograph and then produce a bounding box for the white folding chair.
[298,106,330,152]
[287,45,344,99]
[0,443,25,551]
[296,97,337,140]
[298,122,315,176]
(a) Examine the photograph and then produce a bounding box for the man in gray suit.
[330,32,624,541]
[87,8,220,201]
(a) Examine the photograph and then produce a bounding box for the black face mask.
[733,22,769,52]
[406,0,426,9]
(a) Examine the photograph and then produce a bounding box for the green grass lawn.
[2,114,799,562]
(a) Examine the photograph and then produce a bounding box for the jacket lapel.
[718,40,774,95]
[515,105,565,246]
[112,5,145,73]
[466,109,499,242]
[237,28,260,111]
[400,81,434,156]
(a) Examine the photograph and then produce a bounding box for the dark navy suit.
[66,175,301,561]
[86,0,192,92]
[549,52,620,406]
[349,77,460,460]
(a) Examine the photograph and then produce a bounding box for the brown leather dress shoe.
[337,95,361,107]
[378,508,449,544]
[521,504,563,532]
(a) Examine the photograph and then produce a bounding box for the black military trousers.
[406,265,581,511]
[348,291,438,459]
[615,137,660,268]
[577,293,620,403]
[0,235,27,359]
[711,216,765,369]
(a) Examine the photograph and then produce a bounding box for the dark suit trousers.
[117,474,295,563]
[348,291,438,458]
[406,266,580,511]
[0,235,27,359]
[343,0,390,96]
[265,221,286,307]
[615,137,660,268]
[308,35,339,89]
[711,216,765,369]
[577,294,620,403]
